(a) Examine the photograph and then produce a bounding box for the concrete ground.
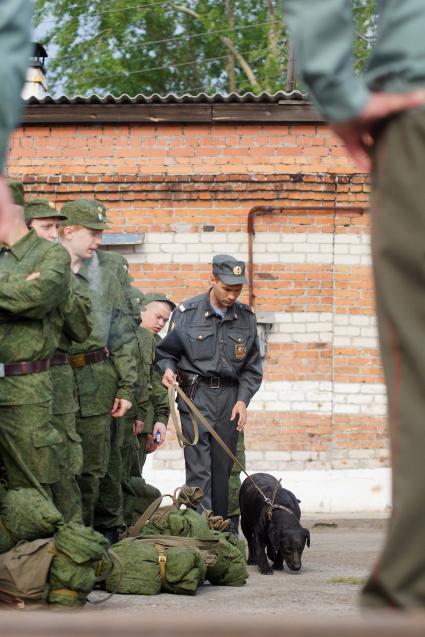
[86,515,387,617]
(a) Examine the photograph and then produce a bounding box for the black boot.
[228,515,240,538]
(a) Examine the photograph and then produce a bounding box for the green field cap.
[61,198,109,230]
[25,198,66,222]
[141,292,176,310]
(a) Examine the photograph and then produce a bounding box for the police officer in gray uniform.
[156,255,263,520]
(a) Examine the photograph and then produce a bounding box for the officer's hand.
[26,271,40,281]
[153,422,167,447]
[133,420,144,435]
[332,90,425,172]
[231,400,247,432]
[162,368,177,388]
[111,397,132,417]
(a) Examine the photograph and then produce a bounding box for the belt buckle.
[210,377,220,389]
[0,363,4,378]
[69,353,86,368]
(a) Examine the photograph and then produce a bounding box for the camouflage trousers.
[228,433,245,518]
[94,418,125,531]
[76,411,111,527]
[50,412,83,524]
[0,402,61,495]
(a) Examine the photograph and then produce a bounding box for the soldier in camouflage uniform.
[120,290,175,525]
[138,292,175,463]
[25,198,92,522]
[0,183,73,496]
[59,199,137,540]
[97,248,134,309]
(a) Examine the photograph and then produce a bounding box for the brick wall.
[8,117,388,472]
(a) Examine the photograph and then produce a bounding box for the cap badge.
[233,265,242,276]
[98,212,103,221]
[48,201,56,209]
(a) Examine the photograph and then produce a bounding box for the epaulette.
[237,301,255,314]
[177,301,197,313]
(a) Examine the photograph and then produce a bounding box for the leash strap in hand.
[167,383,272,505]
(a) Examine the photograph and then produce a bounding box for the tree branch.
[169,2,260,91]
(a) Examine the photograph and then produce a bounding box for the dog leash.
[168,383,296,516]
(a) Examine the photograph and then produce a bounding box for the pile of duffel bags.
[0,484,247,607]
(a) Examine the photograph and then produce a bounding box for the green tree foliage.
[35,0,376,97]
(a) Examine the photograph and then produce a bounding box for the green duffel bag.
[104,536,207,596]
[46,523,110,609]
[1,488,63,542]
[206,530,248,587]
[142,507,213,540]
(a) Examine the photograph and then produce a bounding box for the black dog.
[239,472,310,575]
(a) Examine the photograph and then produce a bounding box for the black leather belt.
[0,358,51,378]
[198,376,236,389]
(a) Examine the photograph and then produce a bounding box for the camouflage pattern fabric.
[0,231,72,494]
[228,433,245,517]
[71,256,137,529]
[96,249,134,311]
[49,276,92,523]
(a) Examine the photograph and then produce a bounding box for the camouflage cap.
[212,254,248,285]
[25,198,67,222]
[127,286,144,321]
[60,198,109,230]
[8,181,24,206]
[141,292,176,311]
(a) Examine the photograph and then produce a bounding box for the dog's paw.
[247,558,257,565]
[259,566,274,575]
[272,563,284,571]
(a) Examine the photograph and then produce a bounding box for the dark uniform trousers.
[179,380,239,519]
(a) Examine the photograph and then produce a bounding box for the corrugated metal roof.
[26,90,307,105]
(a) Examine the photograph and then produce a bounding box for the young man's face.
[209,275,243,309]
[141,301,172,334]
[62,226,103,259]
[30,217,62,242]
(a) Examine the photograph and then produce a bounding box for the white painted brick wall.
[250,380,387,416]
[125,231,372,266]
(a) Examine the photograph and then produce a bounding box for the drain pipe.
[247,205,365,309]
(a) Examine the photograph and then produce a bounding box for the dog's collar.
[267,503,296,521]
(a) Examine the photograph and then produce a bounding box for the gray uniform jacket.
[284,0,425,122]
[155,291,263,406]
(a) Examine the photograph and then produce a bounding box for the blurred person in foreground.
[284,0,425,608]
[0,1,33,241]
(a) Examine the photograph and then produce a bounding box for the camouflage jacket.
[50,274,93,416]
[134,328,169,432]
[0,230,71,405]
[97,249,134,311]
[70,254,137,417]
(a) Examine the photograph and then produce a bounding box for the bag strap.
[127,493,174,537]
